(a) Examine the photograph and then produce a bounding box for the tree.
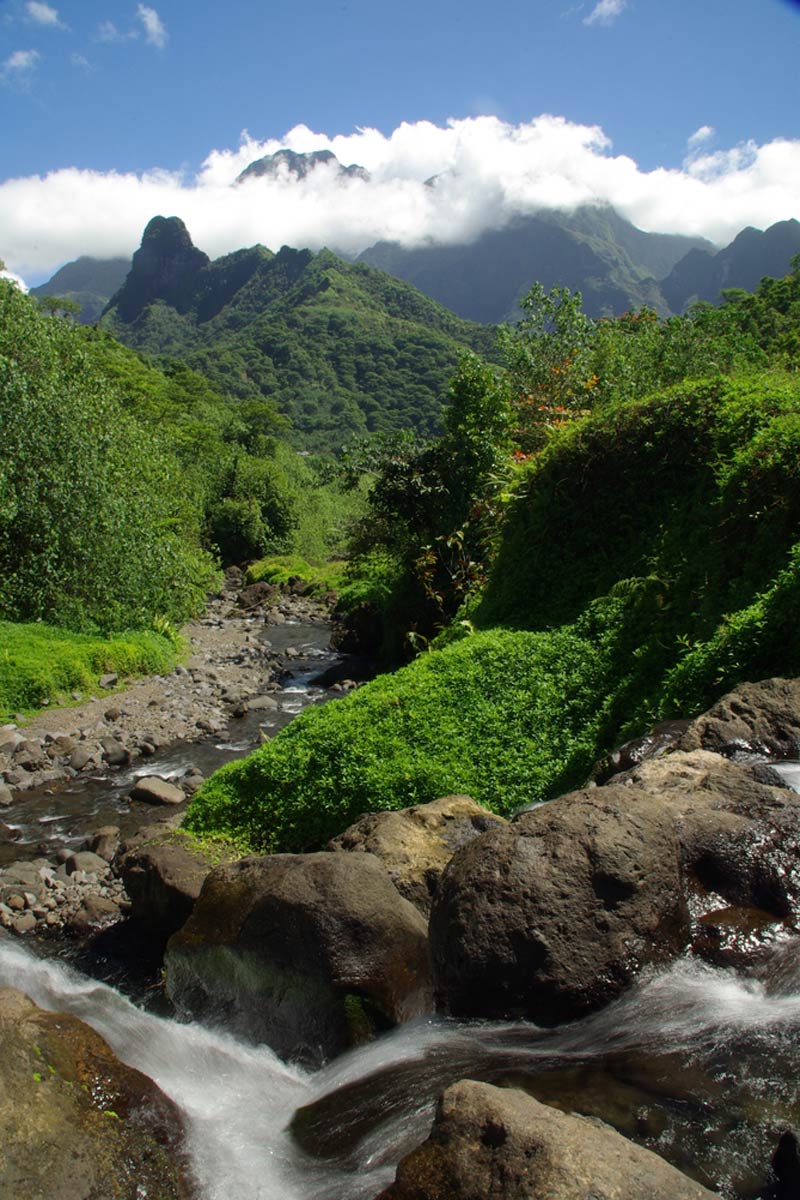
[38,295,82,321]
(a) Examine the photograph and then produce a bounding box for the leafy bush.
[187,371,800,852]
[0,282,218,632]
[184,623,614,852]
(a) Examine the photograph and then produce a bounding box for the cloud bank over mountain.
[3,114,799,282]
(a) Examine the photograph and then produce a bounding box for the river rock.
[376,1080,716,1200]
[86,825,121,862]
[100,736,129,766]
[328,795,507,917]
[165,851,432,1066]
[431,750,800,1025]
[0,987,191,1198]
[116,824,233,940]
[0,783,12,807]
[678,677,800,760]
[130,775,185,806]
[65,851,109,877]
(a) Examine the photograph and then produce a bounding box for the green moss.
[245,554,348,594]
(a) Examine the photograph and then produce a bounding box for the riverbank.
[0,574,348,940]
[0,574,333,802]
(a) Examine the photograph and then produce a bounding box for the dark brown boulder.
[115,824,232,940]
[678,677,800,760]
[328,795,506,916]
[165,851,432,1065]
[376,1080,716,1200]
[431,750,800,1025]
[0,987,192,1199]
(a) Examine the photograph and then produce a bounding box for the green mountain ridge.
[100,217,496,448]
[30,255,130,324]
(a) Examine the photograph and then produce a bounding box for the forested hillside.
[101,217,495,449]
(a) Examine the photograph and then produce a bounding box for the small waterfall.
[4,937,800,1198]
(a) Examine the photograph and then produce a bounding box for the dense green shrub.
[184,623,614,852]
[186,371,800,852]
[0,282,217,631]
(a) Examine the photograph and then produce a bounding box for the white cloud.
[584,0,627,26]
[71,52,91,70]
[25,2,64,28]
[2,48,40,73]
[1,115,798,281]
[136,4,167,50]
[96,20,122,42]
[0,266,29,292]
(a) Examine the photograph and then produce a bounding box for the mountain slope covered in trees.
[100,217,496,449]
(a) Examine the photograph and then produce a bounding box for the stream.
[3,614,800,1197]
[1,618,338,865]
[2,936,800,1198]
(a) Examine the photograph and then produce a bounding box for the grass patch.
[245,554,349,595]
[0,621,181,718]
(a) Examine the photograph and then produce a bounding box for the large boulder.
[376,1080,716,1200]
[0,987,191,1199]
[115,824,234,941]
[431,750,800,1025]
[328,795,506,916]
[165,851,432,1065]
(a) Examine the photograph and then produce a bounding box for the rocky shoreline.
[0,573,341,940]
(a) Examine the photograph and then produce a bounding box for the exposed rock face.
[165,851,432,1065]
[431,750,800,1025]
[0,987,191,1199]
[376,1080,716,1200]
[108,215,210,322]
[236,148,369,185]
[678,677,800,760]
[328,795,507,917]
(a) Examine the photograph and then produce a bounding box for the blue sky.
[1,0,799,283]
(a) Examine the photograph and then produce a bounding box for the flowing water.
[1,620,339,865]
[2,936,800,1198]
[5,624,800,1197]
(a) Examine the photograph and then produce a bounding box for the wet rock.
[376,1080,716,1200]
[246,694,279,711]
[0,783,13,808]
[166,851,432,1066]
[100,736,129,767]
[69,746,94,771]
[129,776,185,806]
[328,795,507,917]
[0,987,191,1198]
[65,893,122,932]
[767,1129,800,1199]
[592,719,691,784]
[431,750,800,1025]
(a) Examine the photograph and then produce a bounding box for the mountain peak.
[108,215,210,321]
[236,148,369,185]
